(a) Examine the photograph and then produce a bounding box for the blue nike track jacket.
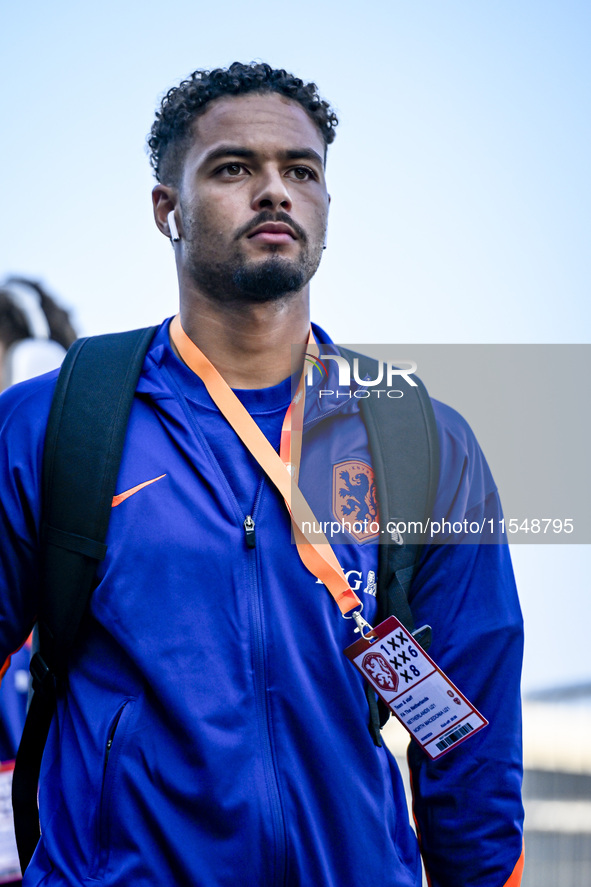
[0,320,524,886]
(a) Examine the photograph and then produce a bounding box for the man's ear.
[152,185,180,240]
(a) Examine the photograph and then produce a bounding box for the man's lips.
[246,222,297,244]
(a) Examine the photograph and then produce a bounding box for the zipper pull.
[244,515,256,548]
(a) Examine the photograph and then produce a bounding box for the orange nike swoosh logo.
[112,474,167,507]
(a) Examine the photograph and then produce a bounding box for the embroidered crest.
[361,652,399,692]
[332,460,379,543]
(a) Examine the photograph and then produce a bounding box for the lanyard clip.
[351,609,375,640]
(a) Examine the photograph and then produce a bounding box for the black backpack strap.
[12,325,157,873]
[360,372,440,630]
[345,352,440,745]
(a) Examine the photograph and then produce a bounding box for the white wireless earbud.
[167,211,180,242]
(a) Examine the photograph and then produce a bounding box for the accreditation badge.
[0,761,20,882]
[344,617,488,758]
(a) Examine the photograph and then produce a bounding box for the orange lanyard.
[170,315,369,624]
[278,331,309,484]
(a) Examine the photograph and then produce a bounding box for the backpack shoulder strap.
[13,325,157,873]
[340,349,440,745]
[360,372,440,638]
[38,326,158,675]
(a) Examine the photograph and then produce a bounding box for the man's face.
[176,92,330,304]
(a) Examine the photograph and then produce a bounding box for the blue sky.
[1,0,589,690]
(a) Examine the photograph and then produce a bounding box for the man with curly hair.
[148,62,335,368]
[0,63,524,886]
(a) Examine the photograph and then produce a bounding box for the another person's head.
[0,278,77,389]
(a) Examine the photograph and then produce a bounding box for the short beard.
[183,209,324,306]
[186,253,310,305]
[232,255,308,302]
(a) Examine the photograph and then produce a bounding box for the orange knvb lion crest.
[332,460,380,543]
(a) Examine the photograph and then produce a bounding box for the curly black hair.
[148,62,338,186]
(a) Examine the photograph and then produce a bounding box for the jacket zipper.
[243,514,256,548]
[245,478,287,885]
[104,706,125,769]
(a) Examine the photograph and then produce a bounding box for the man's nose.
[251,169,292,212]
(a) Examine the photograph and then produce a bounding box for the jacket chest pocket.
[88,697,136,880]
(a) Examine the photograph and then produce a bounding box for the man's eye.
[220,163,246,177]
[289,167,315,181]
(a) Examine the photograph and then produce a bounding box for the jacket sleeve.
[0,377,54,672]
[406,402,524,886]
